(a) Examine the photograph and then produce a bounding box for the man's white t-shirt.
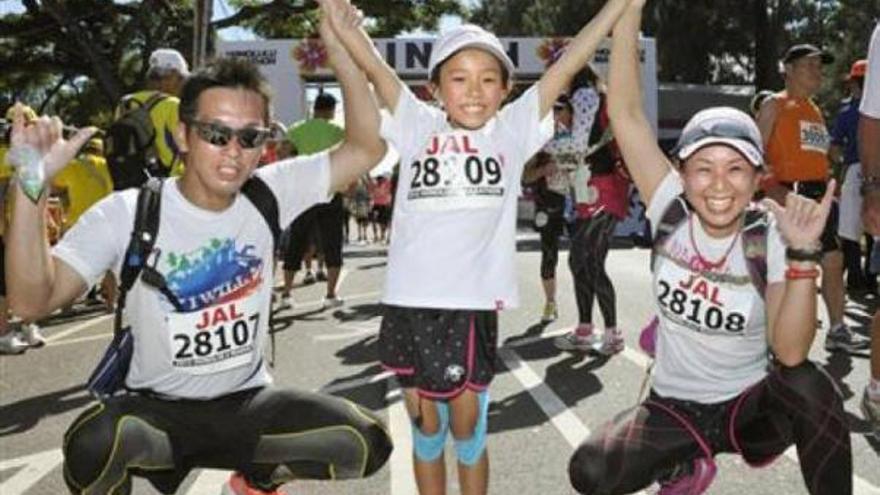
[380,86,553,310]
[861,22,880,119]
[647,173,786,404]
[54,154,331,399]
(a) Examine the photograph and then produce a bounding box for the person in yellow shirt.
[52,138,117,311]
[52,138,114,229]
[110,48,188,188]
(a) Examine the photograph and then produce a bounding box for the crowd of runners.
[1,0,879,493]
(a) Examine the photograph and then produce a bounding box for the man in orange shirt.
[757,44,867,352]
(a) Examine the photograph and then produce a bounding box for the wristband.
[785,246,823,262]
[7,145,46,204]
[785,267,820,279]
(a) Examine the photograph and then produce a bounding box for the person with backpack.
[567,2,852,494]
[107,48,188,191]
[5,16,391,495]
[549,66,630,355]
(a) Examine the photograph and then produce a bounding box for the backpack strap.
[114,177,163,334]
[650,196,769,298]
[119,91,166,115]
[241,175,281,250]
[741,207,769,298]
[651,195,690,270]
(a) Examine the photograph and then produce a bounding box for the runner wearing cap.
[567,3,852,494]
[756,42,867,353]
[749,89,774,118]
[112,48,189,183]
[320,0,635,492]
[832,59,875,294]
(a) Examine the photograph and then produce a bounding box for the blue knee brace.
[412,400,450,462]
[454,390,489,466]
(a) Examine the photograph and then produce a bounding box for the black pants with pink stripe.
[568,361,851,495]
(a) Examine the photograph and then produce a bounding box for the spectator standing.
[832,59,875,294]
[283,92,348,308]
[109,48,188,189]
[858,20,880,437]
[756,43,866,352]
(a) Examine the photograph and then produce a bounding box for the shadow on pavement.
[335,335,380,366]
[323,364,389,411]
[489,350,608,435]
[0,384,92,437]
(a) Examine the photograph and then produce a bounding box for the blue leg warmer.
[412,399,450,462]
[453,390,489,466]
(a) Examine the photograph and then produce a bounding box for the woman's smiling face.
[680,144,761,238]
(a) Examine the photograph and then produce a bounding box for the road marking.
[184,468,231,494]
[44,314,113,343]
[46,332,112,347]
[497,347,590,448]
[0,448,63,494]
[497,347,648,495]
[385,377,417,495]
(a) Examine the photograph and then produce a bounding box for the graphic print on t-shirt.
[163,238,265,375]
[405,131,507,212]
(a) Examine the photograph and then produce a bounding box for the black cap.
[313,92,337,111]
[782,44,834,65]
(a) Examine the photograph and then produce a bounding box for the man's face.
[178,87,269,209]
[786,55,824,95]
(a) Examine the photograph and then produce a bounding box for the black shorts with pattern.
[379,305,498,398]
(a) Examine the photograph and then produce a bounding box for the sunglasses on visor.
[676,119,762,151]
[187,120,272,149]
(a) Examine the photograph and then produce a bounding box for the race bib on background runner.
[799,120,830,154]
[168,296,262,375]
[404,131,508,212]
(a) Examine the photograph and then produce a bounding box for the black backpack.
[87,176,281,399]
[105,92,171,191]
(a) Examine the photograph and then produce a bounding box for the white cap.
[427,24,515,79]
[674,107,765,168]
[148,48,190,76]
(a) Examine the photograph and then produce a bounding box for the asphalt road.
[1,234,878,494]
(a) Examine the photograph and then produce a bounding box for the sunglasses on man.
[187,119,272,149]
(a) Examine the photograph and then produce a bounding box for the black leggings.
[63,387,393,494]
[568,361,852,495]
[568,213,618,327]
[539,213,566,280]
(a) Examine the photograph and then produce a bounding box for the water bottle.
[7,145,46,200]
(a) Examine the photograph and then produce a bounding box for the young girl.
[320,0,635,493]
[567,2,852,494]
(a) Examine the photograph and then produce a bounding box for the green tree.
[0,0,461,127]
[469,0,880,93]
